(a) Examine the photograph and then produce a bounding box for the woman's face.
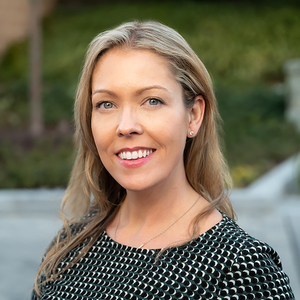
[91,47,196,193]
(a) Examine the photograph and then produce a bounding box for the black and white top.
[32,214,295,299]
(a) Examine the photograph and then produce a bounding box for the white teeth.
[118,149,154,160]
[138,150,143,158]
[132,151,138,159]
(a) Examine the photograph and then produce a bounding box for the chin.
[116,177,161,193]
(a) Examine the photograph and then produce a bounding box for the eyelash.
[95,97,165,110]
[95,101,115,109]
[145,97,165,106]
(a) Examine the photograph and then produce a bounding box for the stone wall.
[284,58,300,132]
[0,0,57,60]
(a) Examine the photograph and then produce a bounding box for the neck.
[107,175,217,249]
[120,178,202,230]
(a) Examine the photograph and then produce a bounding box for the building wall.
[0,0,57,60]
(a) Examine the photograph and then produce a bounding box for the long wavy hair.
[34,20,234,294]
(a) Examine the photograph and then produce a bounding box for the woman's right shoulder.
[42,209,99,257]
[59,209,100,241]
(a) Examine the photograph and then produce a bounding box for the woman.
[32,21,294,299]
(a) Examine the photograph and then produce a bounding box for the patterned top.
[32,214,295,300]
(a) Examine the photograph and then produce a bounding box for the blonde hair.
[34,20,234,294]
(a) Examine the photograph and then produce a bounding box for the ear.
[187,95,205,138]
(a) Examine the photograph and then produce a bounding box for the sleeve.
[29,215,94,299]
[220,242,295,300]
[30,268,48,300]
[31,289,40,300]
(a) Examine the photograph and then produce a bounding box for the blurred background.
[0,0,300,299]
[0,0,300,188]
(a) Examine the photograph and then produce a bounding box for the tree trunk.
[29,0,44,138]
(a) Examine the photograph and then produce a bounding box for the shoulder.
[41,210,100,267]
[190,213,270,254]
[190,214,295,299]
[219,215,283,269]
[194,213,284,272]
[158,214,293,298]
[58,209,100,239]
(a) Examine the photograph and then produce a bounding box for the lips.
[117,148,155,160]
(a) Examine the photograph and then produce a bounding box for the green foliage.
[0,80,29,128]
[0,138,74,188]
[0,40,28,80]
[41,2,300,84]
[43,82,75,124]
[217,84,300,186]
[2,1,300,85]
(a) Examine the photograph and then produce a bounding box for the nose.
[116,108,143,137]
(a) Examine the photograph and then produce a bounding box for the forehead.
[92,47,177,87]
[98,46,171,66]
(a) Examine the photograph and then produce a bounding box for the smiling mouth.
[117,149,155,160]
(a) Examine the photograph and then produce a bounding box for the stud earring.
[189,131,194,136]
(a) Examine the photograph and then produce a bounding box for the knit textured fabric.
[32,214,295,299]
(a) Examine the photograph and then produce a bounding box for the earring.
[189,131,194,136]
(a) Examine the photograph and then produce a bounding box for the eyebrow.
[136,85,169,95]
[91,85,169,97]
[91,89,115,97]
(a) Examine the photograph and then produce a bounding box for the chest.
[40,240,232,300]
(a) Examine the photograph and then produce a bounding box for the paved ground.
[0,189,299,300]
[0,213,62,300]
[231,193,300,299]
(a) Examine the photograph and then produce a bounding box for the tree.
[29,0,44,137]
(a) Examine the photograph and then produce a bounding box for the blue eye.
[98,102,114,109]
[147,98,162,106]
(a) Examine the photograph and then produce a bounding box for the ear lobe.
[188,95,205,136]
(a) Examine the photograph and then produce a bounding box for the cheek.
[154,112,189,152]
[166,110,189,136]
[91,115,111,153]
[91,115,98,144]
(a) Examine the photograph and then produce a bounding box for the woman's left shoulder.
[222,215,281,254]
[206,213,283,265]
[199,214,295,299]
